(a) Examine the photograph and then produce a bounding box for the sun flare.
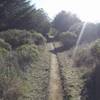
[32,0,100,23]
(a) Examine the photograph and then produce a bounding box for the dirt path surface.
[48,43,63,100]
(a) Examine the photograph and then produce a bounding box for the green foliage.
[0,29,32,49]
[52,11,80,32]
[0,45,39,100]
[59,32,77,49]
[90,40,100,100]
[74,46,94,67]
[31,32,46,45]
[0,47,8,56]
[54,42,93,100]
[16,44,39,71]
[0,67,31,100]
[0,77,22,100]
[0,39,11,50]
[0,0,50,34]
[91,39,100,61]
[32,9,50,34]
[0,29,46,49]
[54,41,98,100]
[0,0,34,30]
[0,50,24,100]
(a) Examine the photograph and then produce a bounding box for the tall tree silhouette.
[52,11,81,32]
[0,0,50,34]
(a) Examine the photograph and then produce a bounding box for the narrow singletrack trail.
[48,43,63,100]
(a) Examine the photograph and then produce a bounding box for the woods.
[0,0,50,100]
[0,0,50,35]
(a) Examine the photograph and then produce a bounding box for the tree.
[0,0,50,34]
[52,11,81,32]
[0,0,34,30]
[31,9,50,35]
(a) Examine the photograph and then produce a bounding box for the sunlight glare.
[32,0,100,23]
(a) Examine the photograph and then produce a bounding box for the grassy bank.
[54,42,94,100]
[22,45,51,100]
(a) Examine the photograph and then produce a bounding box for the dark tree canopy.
[0,0,50,34]
[0,0,33,29]
[31,9,50,34]
[52,11,81,32]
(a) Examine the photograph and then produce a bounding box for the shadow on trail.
[49,46,66,54]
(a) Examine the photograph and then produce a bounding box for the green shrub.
[91,39,100,61]
[59,32,77,49]
[73,39,100,67]
[0,39,11,50]
[0,77,22,100]
[16,44,39,71]
[0,49,32,100]
[0,50,22,100]
[0,29,32,49]
[31,32,46,45]
[0,50,22,80]
[0,29,46,49]
[0,74,31,100]
[0,47,9,57]
[90,39,100,100]
[73,46,94,67]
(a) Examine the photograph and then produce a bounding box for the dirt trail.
[48,43,63,100]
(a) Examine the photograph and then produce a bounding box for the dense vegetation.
[51,8,100,100]
[0,0,50,35]
[0,0,51,99]
[0,0,50,100]
[0,29,51,100]
[52,11,81,32]
[0,0,100,100]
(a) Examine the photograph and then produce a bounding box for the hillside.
[0,0,100,100]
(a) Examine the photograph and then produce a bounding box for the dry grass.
[54,42,94,100]
[17,45,51,100]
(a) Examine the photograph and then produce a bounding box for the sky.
[31,0,100,23]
